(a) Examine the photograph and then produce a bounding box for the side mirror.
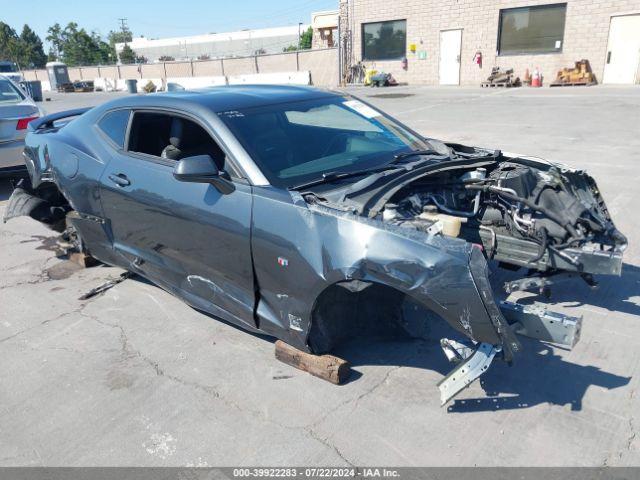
[173,155,235,194]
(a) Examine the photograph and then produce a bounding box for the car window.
[97,110,130,148]
[127,111,226,170]
[0,78,26,103]
[218,97,428,188]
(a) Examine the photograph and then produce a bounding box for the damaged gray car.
[4,85,627,404]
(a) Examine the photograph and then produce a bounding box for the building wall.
[347,0,640,85]
[116,25,310,62]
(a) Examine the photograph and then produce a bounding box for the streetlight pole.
[298,22,302,50]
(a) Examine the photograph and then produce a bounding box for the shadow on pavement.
[335,316,630,413]
[447,336,630,413]
[533,262,640,318]
[491,262,640,318]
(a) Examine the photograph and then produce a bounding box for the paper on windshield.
[343,100,381,119]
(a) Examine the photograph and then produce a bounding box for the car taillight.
[16,116,38,130]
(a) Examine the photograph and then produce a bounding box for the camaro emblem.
[277,257,289,267]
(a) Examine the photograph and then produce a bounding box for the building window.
[498,3,567,55]
[362,20,406,61]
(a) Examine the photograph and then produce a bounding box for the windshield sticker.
[343,100,381,119]
[218,110,244,118]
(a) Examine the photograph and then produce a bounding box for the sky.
[2,0,337,46]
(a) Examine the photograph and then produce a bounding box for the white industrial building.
[116,24,310,62]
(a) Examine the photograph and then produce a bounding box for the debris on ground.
[143,80,157,93]
[367,71,398,87]
[481,67,521,88]
[275,340,351,385]
[79,271,132,301]
[551,59,597,87]
[57,226,100,268]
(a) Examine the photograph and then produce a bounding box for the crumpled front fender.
[251,190,518,357]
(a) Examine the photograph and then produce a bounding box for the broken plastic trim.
[500,300,582,348]
[78,271,131,300]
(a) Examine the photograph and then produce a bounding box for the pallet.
[550,81,596,87]
[481,82,513,88]
[275,340,350,385]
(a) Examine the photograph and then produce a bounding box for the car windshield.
[0,78,26,103]
[217,96,430,188]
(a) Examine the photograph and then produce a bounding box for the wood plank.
[68,251,100,268]
[275,340,350,385]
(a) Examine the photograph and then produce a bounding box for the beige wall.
[222,57,257,76]
[257,52,298,73]
[348,0,640,85]
[192,60,224,77]
[19,48,339,88]
[299,48,339,87]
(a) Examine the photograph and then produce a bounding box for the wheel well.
[307,281,441,354]
[6,178,71,232]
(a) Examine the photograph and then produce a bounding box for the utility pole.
[118,18,129,45]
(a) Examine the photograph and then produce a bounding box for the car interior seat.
[248,113,295,172]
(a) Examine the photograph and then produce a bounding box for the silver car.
[0,75,41,176]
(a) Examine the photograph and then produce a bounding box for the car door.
[98,108,256,329]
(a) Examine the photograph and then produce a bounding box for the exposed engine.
[383,157,626,275]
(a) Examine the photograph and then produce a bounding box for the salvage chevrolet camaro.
[4,85,627,404]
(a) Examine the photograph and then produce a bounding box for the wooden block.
[68,251,100,268]
[275,340,350,385]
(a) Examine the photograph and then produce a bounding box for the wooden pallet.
[550,81,597,87]
[481,82,513,88]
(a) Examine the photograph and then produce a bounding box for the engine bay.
[382,154,627,277]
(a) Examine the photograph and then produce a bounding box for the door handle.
[108,173,131,187]
[606,51,612,64]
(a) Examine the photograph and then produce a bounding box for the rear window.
[98,110,130,148]
[0,79,25,103]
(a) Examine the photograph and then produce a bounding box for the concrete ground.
[1,86,639,466]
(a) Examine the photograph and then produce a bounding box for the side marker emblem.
[277,257,289,267]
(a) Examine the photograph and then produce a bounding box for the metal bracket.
[440,338,474,364]
[503,272,598,295]
[437,343,497,406]
[499,301,582,348]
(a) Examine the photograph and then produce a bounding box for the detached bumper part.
[437,342,498,406]
[500,301,582,348]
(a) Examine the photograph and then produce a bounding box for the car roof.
[104,84,342,113]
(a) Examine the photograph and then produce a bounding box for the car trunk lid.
[0,102,39,142]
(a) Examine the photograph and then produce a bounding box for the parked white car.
[0,75,41,177]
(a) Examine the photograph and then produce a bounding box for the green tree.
[119,44,136,64]
[46,22,112,66]
[46,23,63,60]
[282,27,313,52]
[19,25,47,68]
[0,22,20,64]
[299,27,313,50]
[108,28,132,47]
